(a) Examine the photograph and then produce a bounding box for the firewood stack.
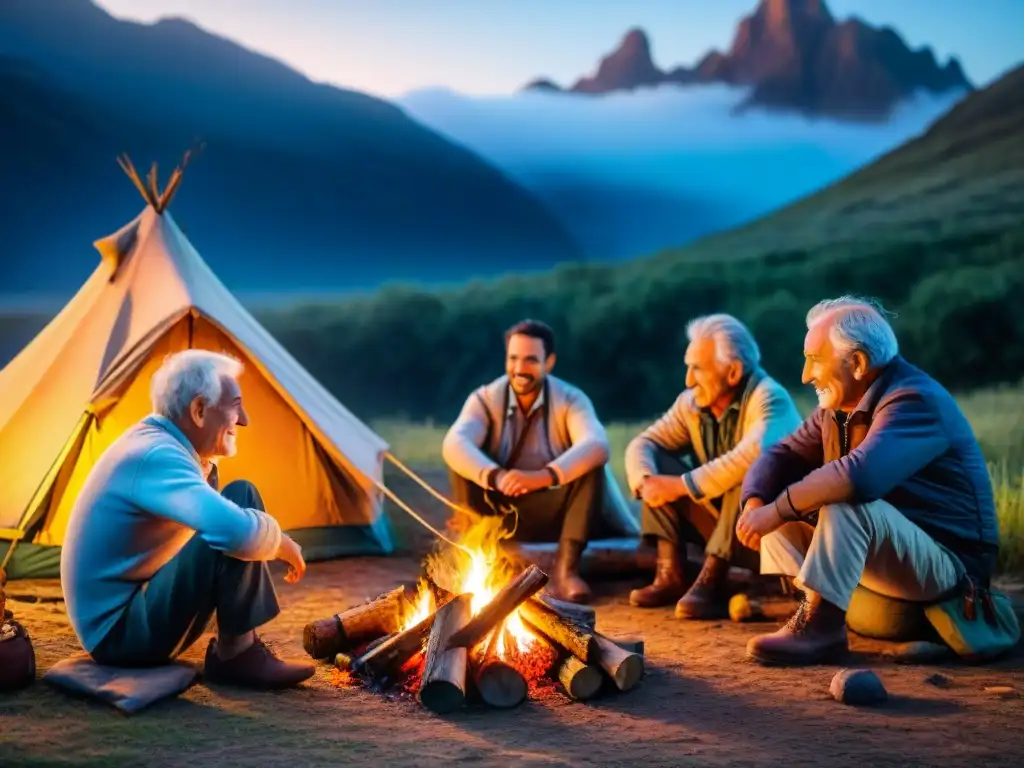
[302,564,645,713]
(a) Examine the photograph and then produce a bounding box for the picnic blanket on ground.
[43,652,199,714]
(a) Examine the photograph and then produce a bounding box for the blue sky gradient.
[93,0,1024,97]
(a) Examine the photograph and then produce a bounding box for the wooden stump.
[303,585,407,659]
[473,628,528,709]
[557,654,603,701]
[593,632,643,692]
[420,594,473,714]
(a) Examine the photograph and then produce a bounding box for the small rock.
[830,668,888,706]
[984,685,1017,699]
[925,673,953,688]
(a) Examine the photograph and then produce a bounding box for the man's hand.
[638,475,687,508]
[275,533,306,584]
[736,497,783,551]
[497,469,554,497]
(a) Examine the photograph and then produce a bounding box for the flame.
[404,578,435,627]
[405,513,537,659]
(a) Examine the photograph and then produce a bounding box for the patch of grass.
[374,383,1024,574]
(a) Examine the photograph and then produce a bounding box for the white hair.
[686,313,761,374]
[150,349,244,421]
[806,295,899,367]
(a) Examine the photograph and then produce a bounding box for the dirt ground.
[3,470,1024,767]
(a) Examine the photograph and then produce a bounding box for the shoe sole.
[747,642,848,667]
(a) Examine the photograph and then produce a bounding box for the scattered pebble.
[830,668,888,706]
[924,673,953,688]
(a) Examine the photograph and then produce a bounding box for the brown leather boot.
[629,539,686,608]
[675,555,730,619]
[205,636,316,689]
[746,591,849,665]
[550,540,592,604]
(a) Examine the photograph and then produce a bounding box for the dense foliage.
[258,221,1024,423]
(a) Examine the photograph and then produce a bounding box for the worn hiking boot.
[675,555,730,619]
[630,540,686,608]
[549,540,592,604]
[746,592,849,665]
[205,636,315,689]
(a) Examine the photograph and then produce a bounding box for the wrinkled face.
[505,333,554,397]
[802,320,864,411]
[189,375,249,459]
[684,337,741,410]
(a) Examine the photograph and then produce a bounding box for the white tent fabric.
[0,205,393,569]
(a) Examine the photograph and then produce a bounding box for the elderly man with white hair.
[737,296,999,665]
[61,350,314,688]
[624,314,801,619]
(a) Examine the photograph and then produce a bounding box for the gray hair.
[686,313,761,374]
[806,295,899,367]
[150,349,244,420]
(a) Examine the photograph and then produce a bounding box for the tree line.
[258,223,1024,424]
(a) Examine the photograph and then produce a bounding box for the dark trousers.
[641,448,759,572]
[448,468,610,545]
[90,480,281,667]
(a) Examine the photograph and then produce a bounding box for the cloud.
[397,83,966,259]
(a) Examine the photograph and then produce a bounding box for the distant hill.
[526,0,972,121]
[249,60,1024,422]
[0,0,581,299]
[643,61,1024,265]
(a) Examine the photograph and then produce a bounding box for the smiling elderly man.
[624,314,801,619]
[737,296,999,665]
[61,350,314,688]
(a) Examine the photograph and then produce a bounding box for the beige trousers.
[760,500,964,611]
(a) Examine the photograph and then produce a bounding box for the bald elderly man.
[737,296,999,665]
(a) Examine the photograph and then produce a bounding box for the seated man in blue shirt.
[61,350,313,688]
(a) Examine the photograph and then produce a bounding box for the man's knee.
[221,479,265,511]
[818,502,873,534]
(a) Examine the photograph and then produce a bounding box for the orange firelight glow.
[404,514,537,658]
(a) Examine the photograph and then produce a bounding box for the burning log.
[303,585,407,659]
[531,592,596,629]
[472,627,528,709]
[420,593,473,714]
[556,654,603,701]
[519,599,594,662]
[336,631,396,671]
[593,632,644,692]
[352,613,435,681]
[447,565,548,650]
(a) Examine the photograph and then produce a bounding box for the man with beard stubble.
[443,319,638,604]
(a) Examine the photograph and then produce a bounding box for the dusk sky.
[93,0,1024,97]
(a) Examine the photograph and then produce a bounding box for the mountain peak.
[526,0,972,120]
[570,26,662,93]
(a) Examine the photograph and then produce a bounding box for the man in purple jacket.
[736,296,998,665]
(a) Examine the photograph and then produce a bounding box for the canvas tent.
[0,156,394,579]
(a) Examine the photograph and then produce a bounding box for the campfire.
[303,516,644,713]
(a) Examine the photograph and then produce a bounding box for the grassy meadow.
[374,381,1024,574]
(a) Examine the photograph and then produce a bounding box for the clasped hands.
[494,468,556,497]
[735,497,785,551]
